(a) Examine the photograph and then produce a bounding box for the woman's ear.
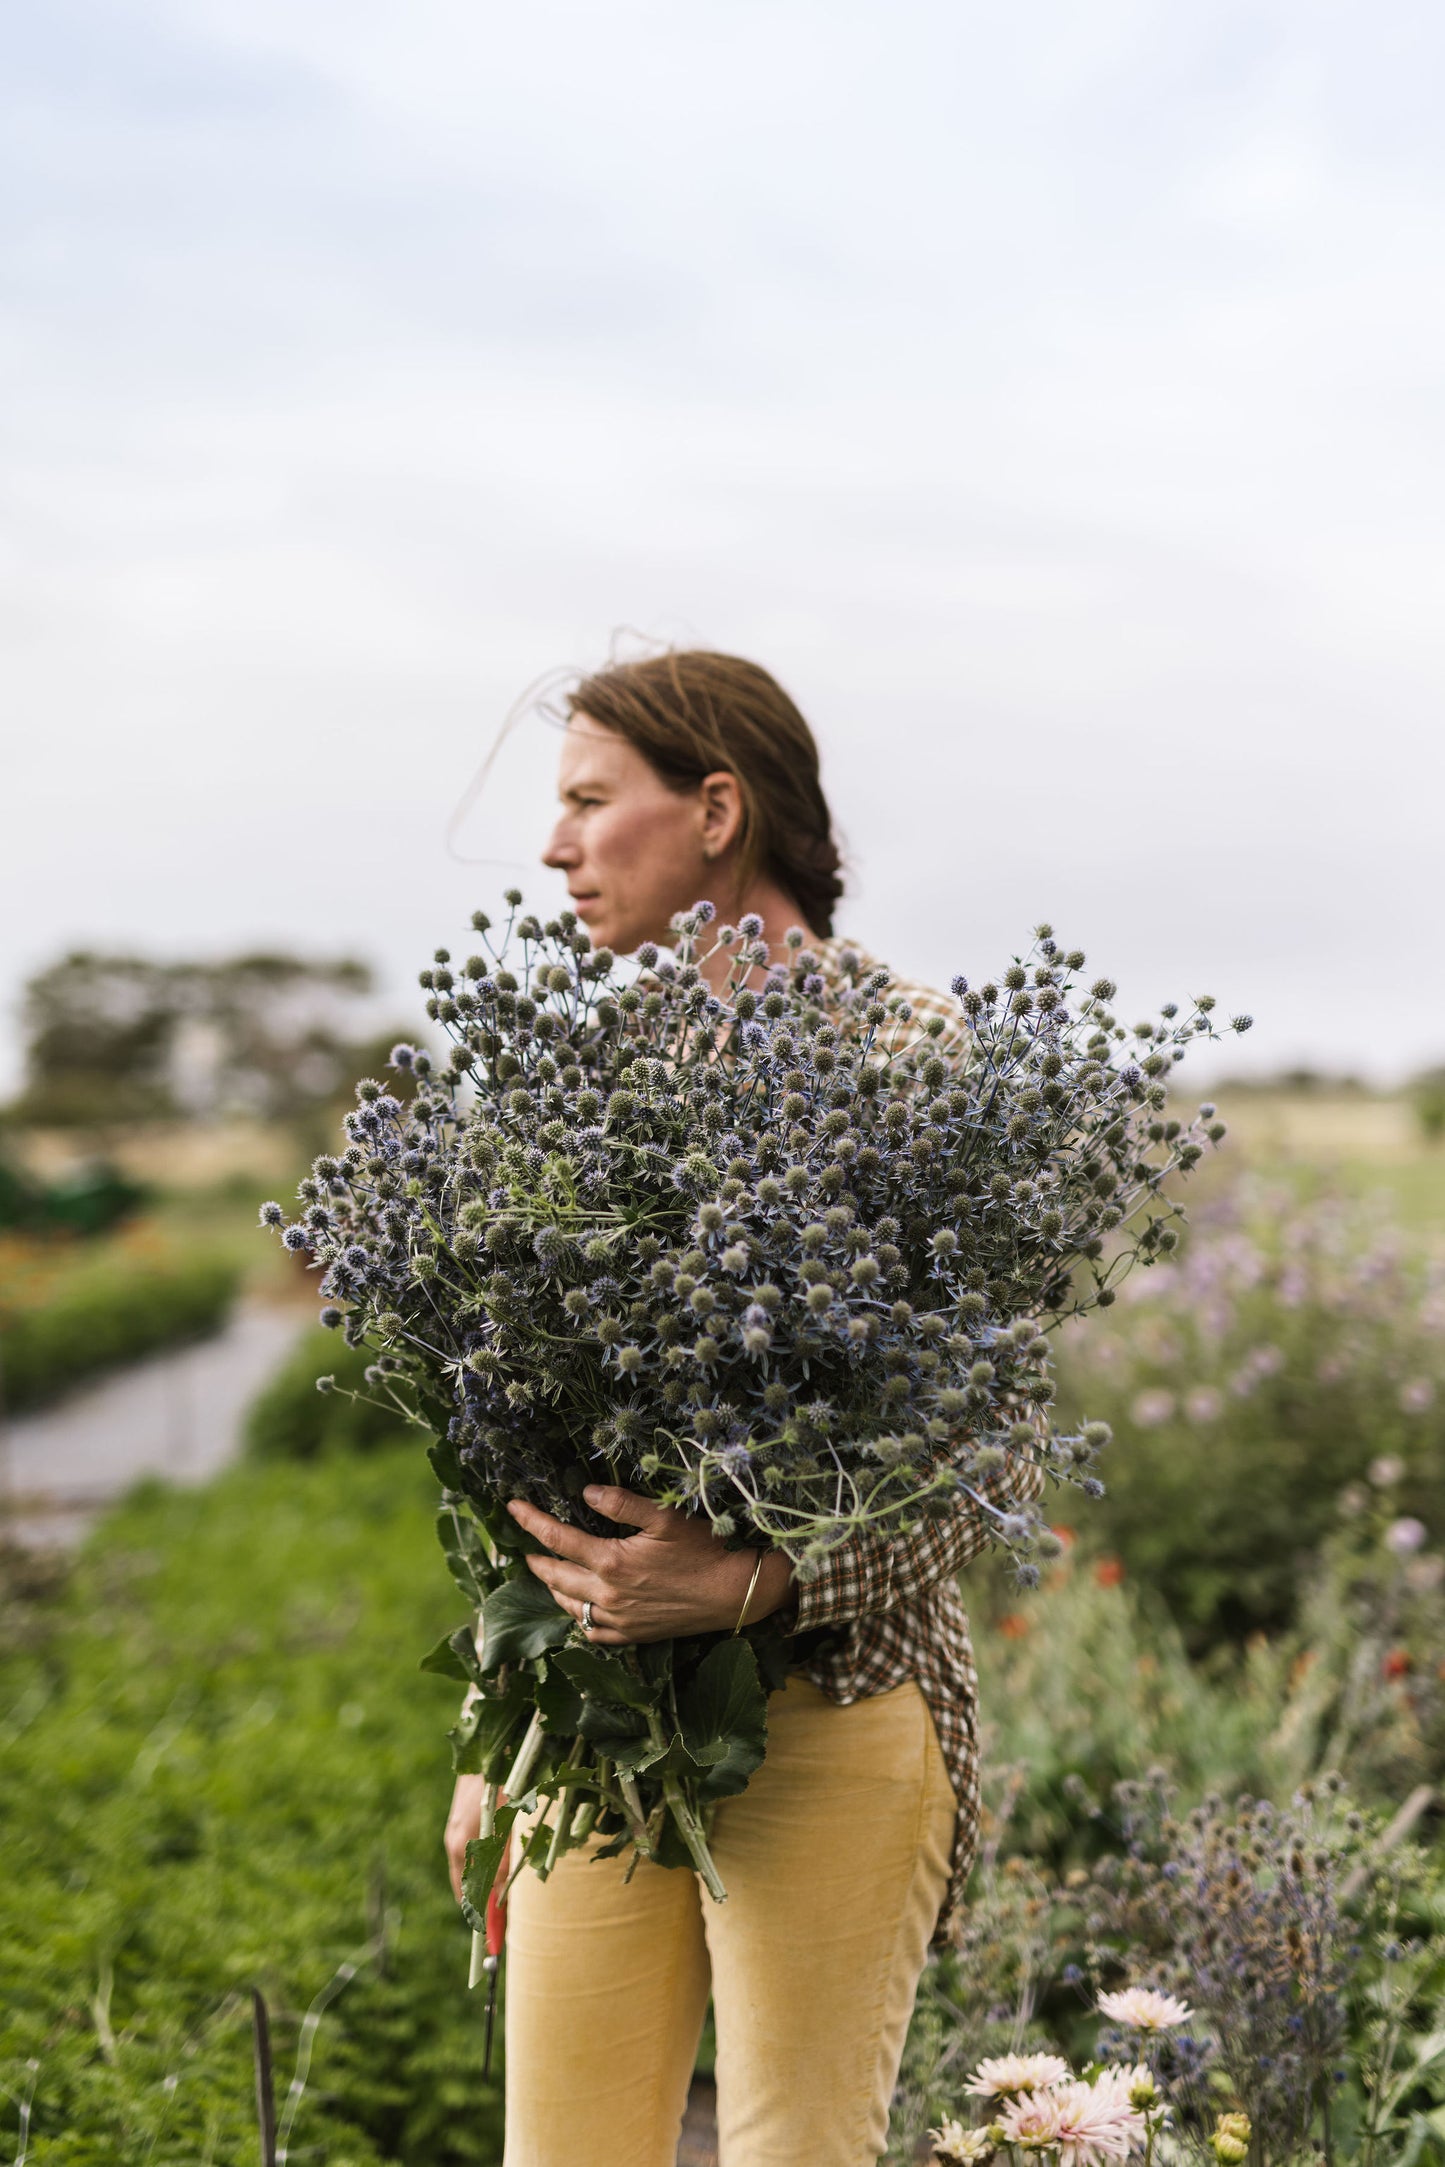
[697,770,743,862]
[701,767,745,858]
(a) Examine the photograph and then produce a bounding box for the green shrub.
[1054,1179,1445,1646]
[243,1328,414,1459]
[0,1452,502,2164]
[0,1241,241,1413]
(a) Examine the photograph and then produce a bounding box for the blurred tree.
[13,949,387,1126]
[1412,1065,1445,1146]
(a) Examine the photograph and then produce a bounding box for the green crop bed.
[0,1451,502,2165]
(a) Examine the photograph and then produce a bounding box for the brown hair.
[564,650,845,937]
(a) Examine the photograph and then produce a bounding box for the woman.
[443,649,1039,2167]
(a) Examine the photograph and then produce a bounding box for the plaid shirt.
[787,938,1045,1938]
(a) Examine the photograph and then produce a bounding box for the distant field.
[1209,1089,1444,1236]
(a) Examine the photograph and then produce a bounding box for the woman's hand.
[444,1771,490,1904]
[507,1484,794,1645]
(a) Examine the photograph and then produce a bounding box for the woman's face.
[542,717,738,955]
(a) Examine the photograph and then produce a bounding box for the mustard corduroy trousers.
[502,1673,956,2167]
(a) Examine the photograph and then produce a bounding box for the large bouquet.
[262,898,1246,1912]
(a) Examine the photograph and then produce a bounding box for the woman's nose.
[543,820,577,870]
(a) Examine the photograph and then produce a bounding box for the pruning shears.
[469,1827,511,2077]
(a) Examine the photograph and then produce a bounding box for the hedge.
[0,1244,241,1413]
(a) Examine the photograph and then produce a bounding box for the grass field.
[1209,1088,1445,1234]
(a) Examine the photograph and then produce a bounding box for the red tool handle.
[486,1836,510,1956]
[486,1790,511,1956]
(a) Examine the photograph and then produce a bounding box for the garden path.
[0,1302,304,1546]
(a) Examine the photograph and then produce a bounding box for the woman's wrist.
[743,1549,796,1628]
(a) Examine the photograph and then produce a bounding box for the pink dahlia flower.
[1097,1986,1192,2031]
[964,2052,1072,2099]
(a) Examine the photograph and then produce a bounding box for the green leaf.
[677,1638,768,1802]
[556,1645,658,1711]
[476,1498,547,1557]
[449,1675,531,1775]
[750,1618,793,1694]
[426,1435,464,1490]
[460,1804,519,1934]
[608,1731,687,1778]
[419,1390,455,1440]
[480,1573,571,1669]
[533,1660,585,1733]
[635,1639,674,1689]
[577,1699,650,1747]
[419,1625,482,1686]
[434,1502,495,1608]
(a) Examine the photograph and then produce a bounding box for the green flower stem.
[503,1710,546,1800]
[617,1771,655,1855]
[543,1786,577,1873]
[664,1775,728,1903]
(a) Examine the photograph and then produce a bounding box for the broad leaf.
[577,1698,650,1747]
[636,1639,674,1689]
[480,1573,571,1669]
[418,1624,482,1686]
[476,1498,547,1558]
[751,1620,793,1695]
[434,1502,494,1608]
[677,1638,768,1802]
[426,1435,464,1491]
[419,1390,456,1441]
[532,1660,585,1733]
[460,1804,520,1934]
[449,1677,530,1776]
[556,1645,658,1711]
[608,1732,687,1778]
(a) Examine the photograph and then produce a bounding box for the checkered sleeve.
[791,1448,1045,1633]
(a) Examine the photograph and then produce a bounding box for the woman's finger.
[523,1553,609,1611]
[581,1483,675,1533]
[506,1496,609,1570]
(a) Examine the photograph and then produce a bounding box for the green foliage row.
[971,1487,1445,1867]
[0,1151,147,1238]
[0,1247,242,1414]
[0,1451,501,2165]
[243,1328,412,1461]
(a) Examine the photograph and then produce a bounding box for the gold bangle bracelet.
[733,1552,766,1636]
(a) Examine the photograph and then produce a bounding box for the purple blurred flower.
[1131,1388,1176,1428]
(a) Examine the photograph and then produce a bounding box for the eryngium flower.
[261,896,1232,1895]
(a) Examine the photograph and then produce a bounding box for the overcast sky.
[3,0,1442,1097]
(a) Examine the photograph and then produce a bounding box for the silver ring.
[581,1600,595,1633]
